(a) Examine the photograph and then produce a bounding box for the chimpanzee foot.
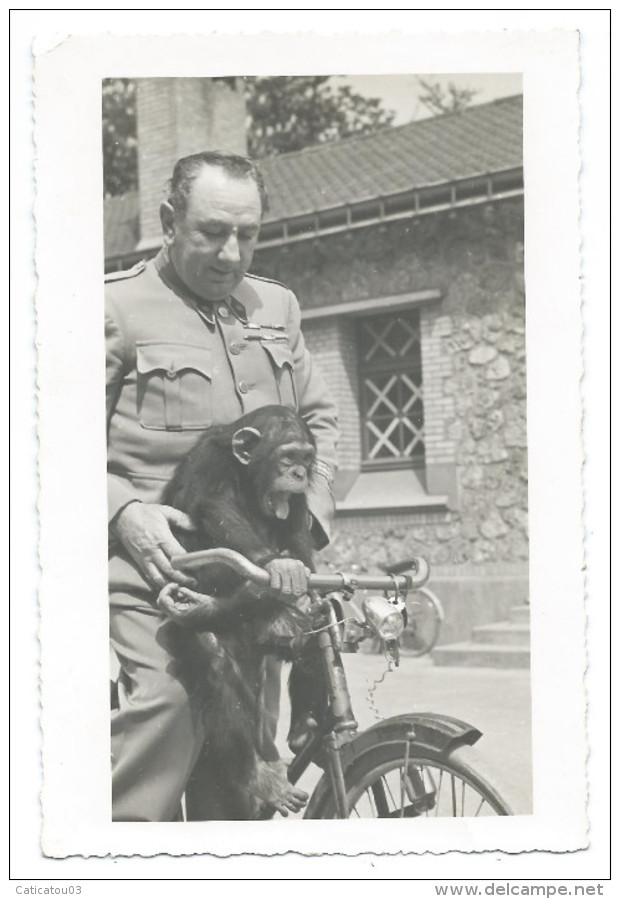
[245,760,308,817]
[288,716,319,754]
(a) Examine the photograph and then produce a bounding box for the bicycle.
[162,548,513,819]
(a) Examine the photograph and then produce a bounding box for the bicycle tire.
[307,741,512,819]
[403,586,444,657]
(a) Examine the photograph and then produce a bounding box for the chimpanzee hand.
[112,501,197,590]
[265,558,310,602]
[158,583,247,626]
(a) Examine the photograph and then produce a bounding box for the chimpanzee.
[159,405,326,817]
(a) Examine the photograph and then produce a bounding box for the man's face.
[162,165,263,302]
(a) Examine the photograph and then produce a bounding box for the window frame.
[356,307,426,473]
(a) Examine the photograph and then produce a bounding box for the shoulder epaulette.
[246,272,288,290]
[105,259,147,283]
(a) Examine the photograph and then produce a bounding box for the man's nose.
[218,231,241,264]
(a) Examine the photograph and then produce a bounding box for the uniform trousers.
[110,586,282,821]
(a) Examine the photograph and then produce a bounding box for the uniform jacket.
[106,250,338,591]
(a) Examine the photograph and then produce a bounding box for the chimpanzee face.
[263,440,316,520]
[232,419,316,521]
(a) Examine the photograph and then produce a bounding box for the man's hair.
[167,151,269,217]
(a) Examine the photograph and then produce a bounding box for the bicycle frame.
[301,598,360,818]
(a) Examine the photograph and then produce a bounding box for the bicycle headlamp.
[362,595,405,641]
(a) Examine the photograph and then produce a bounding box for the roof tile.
[260,94,522,222]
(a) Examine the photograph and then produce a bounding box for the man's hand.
[112,502,197,589]
[265,558,310,601]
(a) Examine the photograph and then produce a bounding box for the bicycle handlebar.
[171,548,430,592]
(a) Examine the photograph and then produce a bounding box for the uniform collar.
[228,293,249,324]
[154,247,248,325]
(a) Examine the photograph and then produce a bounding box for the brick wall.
[136,80,177,244]
[303,318,361,472]
[421,311,457,479]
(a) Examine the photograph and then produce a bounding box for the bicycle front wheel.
[313,742,512,819]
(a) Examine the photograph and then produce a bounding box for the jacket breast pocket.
[261,341,298,409]
[136,342,213,431]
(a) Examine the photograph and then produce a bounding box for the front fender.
[304,712,482,819]
[353,712,483,758]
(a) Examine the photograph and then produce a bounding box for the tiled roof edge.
[256,94,523,166]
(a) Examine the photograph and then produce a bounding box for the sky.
[336,73,523,124]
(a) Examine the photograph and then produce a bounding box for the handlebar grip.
[171,548,430,592]
[382,557,422,576]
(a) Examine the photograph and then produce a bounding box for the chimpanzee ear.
[232,426,262,465]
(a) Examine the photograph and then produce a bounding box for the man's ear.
[232,427,262,465]
[160,202,176,246]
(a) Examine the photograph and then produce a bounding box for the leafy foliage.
[102,78,138,197]
[243,76,395,157]
[416,77,479,116]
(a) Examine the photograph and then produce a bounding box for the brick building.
[104,79,528,651]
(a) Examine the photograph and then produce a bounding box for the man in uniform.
[106,151,338,821]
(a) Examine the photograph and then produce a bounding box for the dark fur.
[163,406,325,790]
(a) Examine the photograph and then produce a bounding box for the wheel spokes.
[346,757,505,819]
[474,795,486,817]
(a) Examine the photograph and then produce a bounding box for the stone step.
[509,604,530,624]
[432,642,530,669]
[471,622,530,646]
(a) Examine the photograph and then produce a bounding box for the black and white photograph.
[19,15,608,879]
[103,73,530,824]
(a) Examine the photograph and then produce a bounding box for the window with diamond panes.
[357,309,425,468]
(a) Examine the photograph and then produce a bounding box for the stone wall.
[252,198,528,604]
[253,198,524,313]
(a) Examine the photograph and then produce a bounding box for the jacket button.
[218,306,230,318]
[166,368,177,379]
[238,381,249,394]
[229,342,245,355]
